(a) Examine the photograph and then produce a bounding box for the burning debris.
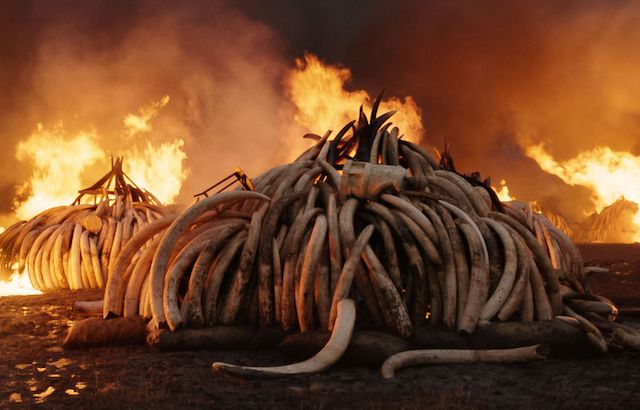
[0,158,168,291]
[58,98,637,379]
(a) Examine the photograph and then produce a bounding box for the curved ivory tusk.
[382,194,439,245]
[480,218,517,321]
[148,191,270,328]
[456,222,490,333]
[212,298,356,378]
[103,214,177,318]
[434,170,489,216]
[612,328,640,350]
[420,205,457,329]
[318,159,341,189]
[381,344,549,379]
[437,200,489,263]
[329,225,374,329]
[488,211,562,316]
[297,214,328,332]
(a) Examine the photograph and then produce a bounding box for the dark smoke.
[242,0,640,222]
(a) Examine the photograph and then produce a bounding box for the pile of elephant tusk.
[0,157,168,291]
[78,98,640,378]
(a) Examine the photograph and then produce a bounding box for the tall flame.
[527,144,640,241]
[126,139,188,204]
[12,96,187,220]
[286,54,424,155]
[14,124,104,219]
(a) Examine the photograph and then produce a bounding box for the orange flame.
[12,96,187,220]
[493,179,515,202]
[123,95,171,137]
[0,226,40,297]
[126,139,188,204]
[0,270,42,297]
[14,124,104,219]
[527,144,640,242]
[286,53,424,156]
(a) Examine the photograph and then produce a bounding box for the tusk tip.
[211,362,227,372]
[381,369,396,379]
[536,343,551,358]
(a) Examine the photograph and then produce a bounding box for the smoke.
[358,0,640,222]
[0,0,300,224]
[242,0,640,222]
[3,0,640,225]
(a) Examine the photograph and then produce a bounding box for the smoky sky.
[0,0,299,224]
[2,0,640,223]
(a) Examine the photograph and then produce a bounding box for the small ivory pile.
[574,198,639,243]
[99,98,637,378]
[0,158,168,291]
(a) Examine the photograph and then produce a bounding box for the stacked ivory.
[0,158,168,291]
[100,101,637,377]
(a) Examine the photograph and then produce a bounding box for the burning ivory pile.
[87,99,637,379]
[0,158,168,291]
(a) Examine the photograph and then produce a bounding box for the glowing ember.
[0,271,42,297]
[493,179,515,202]
[287,53,424,156]
[527,144,640,242]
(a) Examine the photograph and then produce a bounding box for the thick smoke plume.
[3,0,640,227]
[244,0,640,222]
[0,0,300,225]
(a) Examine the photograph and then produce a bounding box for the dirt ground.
[1,244,640,409]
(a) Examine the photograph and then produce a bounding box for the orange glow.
[123,95,170,137]
[527,144,640,242]
[12,97,187,219]
[286,54,424,156]
[126,139,188,204]
[14,123,104,220]
[0,271,42,297]
[493,179,515,202]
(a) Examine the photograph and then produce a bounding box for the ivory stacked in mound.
[5,100,637,378]
[0,158,168,291]
[95,100,638,378]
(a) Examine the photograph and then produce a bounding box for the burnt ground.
[1,244,640,409]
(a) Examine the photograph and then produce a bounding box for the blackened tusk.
[370,89,385,121]
[327,120,356,164]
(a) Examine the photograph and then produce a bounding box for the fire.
[286,54,424,155]
[122,95,188,204]
[14,124,104,219]
[126,140,188,204]
[12,97,187,220]
[493,179,515,202]
[0,271,42,297]
[123,95,171,137]
[527,144,640,242]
